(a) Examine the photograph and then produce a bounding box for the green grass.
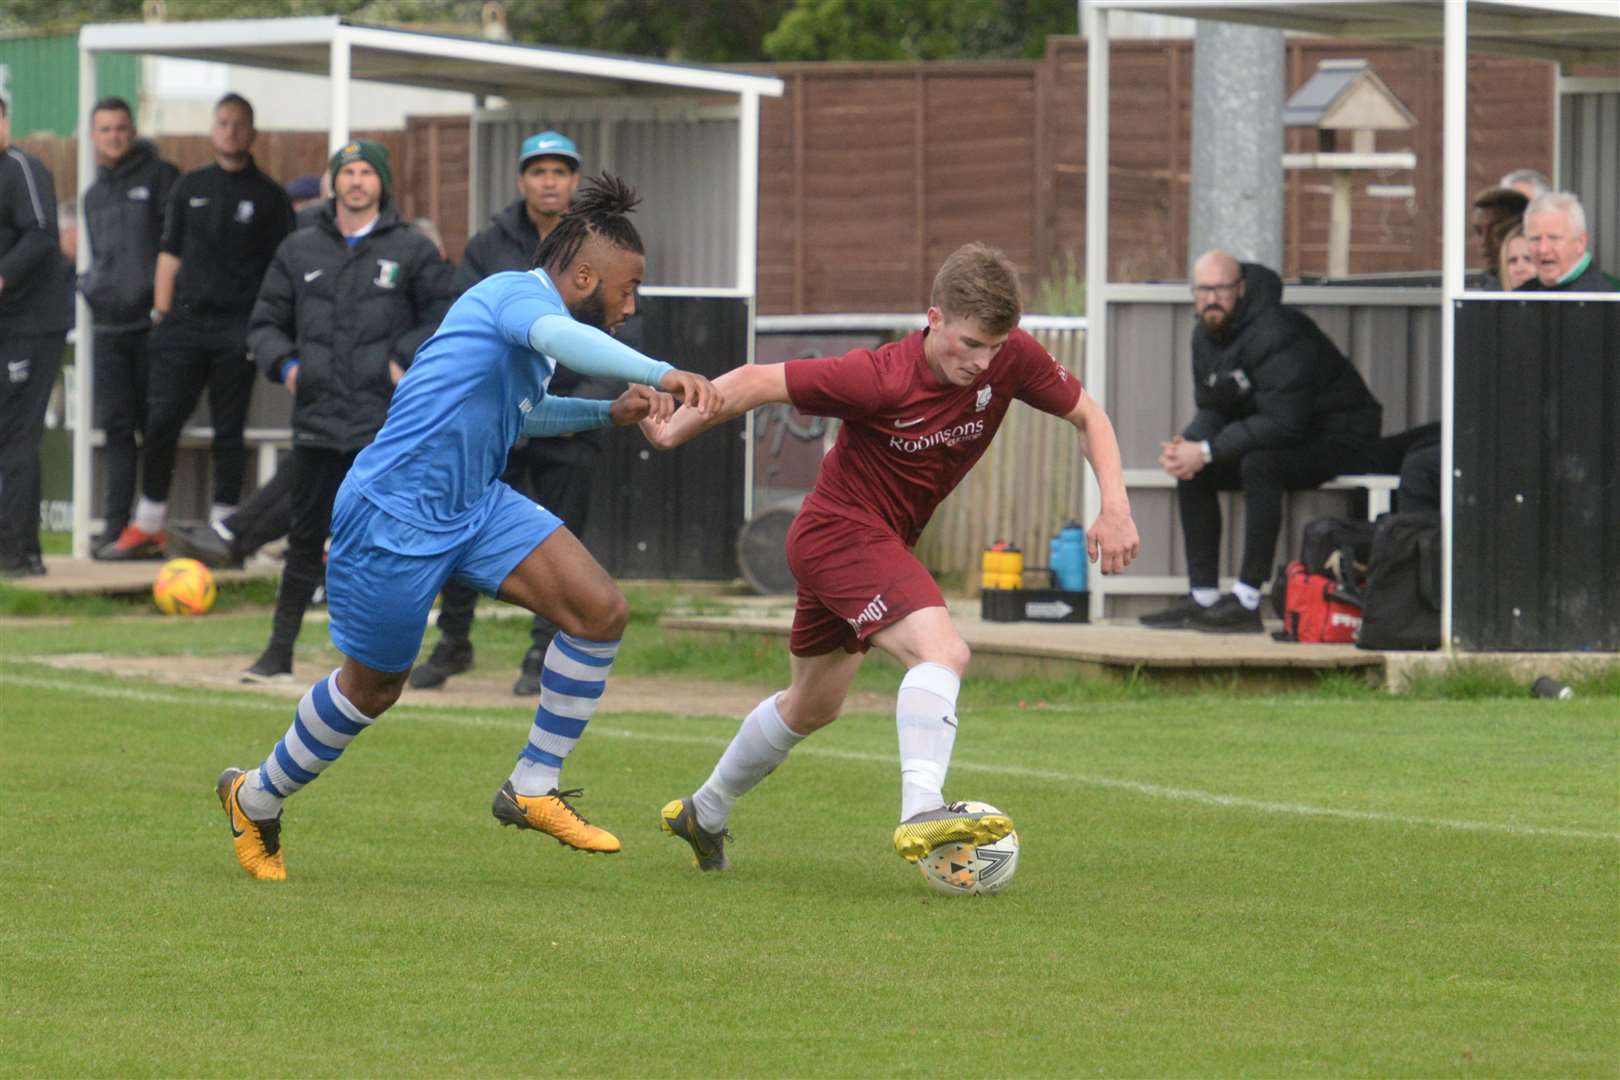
[2,612,1617,1076]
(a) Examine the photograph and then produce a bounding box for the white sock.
[133,497,166,534]
[897,662,961,821]
[690,693,804,832]
[1191,587,1220,607]
[210,503,235,528]
[1232,581,1261,610]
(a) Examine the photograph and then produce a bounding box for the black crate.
[980,588,1089,623]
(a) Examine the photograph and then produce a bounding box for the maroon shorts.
[785,510,946,657]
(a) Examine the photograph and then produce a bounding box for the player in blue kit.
[215,176,721,880]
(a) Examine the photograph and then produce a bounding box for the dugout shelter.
[1083,0,1620,651]
[71,16,783,579]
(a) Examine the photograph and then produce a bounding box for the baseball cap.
[285,174,321,201]
[519,130,580,171]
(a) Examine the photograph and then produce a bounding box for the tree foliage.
[3,0,1073,62]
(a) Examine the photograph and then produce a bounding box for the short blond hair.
[930,242,1022,336]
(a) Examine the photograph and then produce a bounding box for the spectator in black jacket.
[238,140,452,681]
[99,93,293,560]
[411,130,621,697]
[1141,251,1383,633]
[0,95,74,578]
[80,97,180,549]
[1519,192,1618,293]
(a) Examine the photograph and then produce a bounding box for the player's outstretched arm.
[527,314,722,418]
[639,362,790,451]
[1065,390,1141,574]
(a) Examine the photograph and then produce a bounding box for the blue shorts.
[325,480,564,673]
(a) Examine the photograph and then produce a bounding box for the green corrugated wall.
[0,32,140,137]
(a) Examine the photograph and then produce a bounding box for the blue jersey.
[346,269,566,536]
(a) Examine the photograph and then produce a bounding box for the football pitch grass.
[2,601,1617,1076]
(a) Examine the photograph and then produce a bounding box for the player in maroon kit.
[643,243,1140,871]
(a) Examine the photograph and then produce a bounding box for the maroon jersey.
[784,327,1082,546]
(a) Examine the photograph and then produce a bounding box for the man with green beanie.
[233,139,455,681]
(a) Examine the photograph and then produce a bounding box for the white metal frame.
[71,17,782,557]
[1086,0,1620,644]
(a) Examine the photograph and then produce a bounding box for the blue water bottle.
[1049,521,1088,593]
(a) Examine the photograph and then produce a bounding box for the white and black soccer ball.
[917,800,1019,896]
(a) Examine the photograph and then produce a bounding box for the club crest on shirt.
[975,386,993,412]
[374,259,400,288]
[235,199,255,223]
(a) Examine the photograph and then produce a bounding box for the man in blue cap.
[412,129,618,696]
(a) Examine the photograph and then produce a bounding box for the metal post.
[1083,3,1110,623]
[328,29,351,152]
[1439,0,1467,652]
[736,89,761,522]
[72,42,98,558]
[1188,21,1285,269]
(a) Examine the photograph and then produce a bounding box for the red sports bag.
[1280,560,1363,643]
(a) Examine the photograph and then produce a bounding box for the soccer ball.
[917,801,1020,896]
[153,558,217,616]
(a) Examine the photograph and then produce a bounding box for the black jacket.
[458,198,618,445]
[1183,263,1382,460]
[0,145,72,334]
[1516,257,1620,293]
[162,157,293,320]
[80,139,180,331]
[248,205,453,451]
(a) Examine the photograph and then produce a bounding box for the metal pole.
[1439,0,1467,652]
[72,40,98,558]
[328,29,351,152]
[737,89,762,522]
[1084,3,1110,623]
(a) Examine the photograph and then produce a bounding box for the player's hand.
[611,384,674,426]
[638,414,672,449]
[659,369,724,417]
[1087,507,1141,575]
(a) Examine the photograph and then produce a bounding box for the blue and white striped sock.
[509,632,620,795]
[237,669,374,819]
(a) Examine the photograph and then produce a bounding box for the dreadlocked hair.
[532,173,645,274]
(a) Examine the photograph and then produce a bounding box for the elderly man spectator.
[1518,192,1618,293]
[1499,168,1551,201]
[80,96,180,550]
[0,94,74,578]
[1141,251,1382,633]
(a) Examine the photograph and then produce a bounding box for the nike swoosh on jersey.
[894,416,927,428]
[304,269,324,282]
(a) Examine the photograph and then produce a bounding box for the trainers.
[241,648,294,684]
[215,767,285,881]
[1188,594,1265,634]
[164,523,243,569]
[660,797,730,871]
[512,645,544,696]
[408,638,473,690]
[491,781,620,853]
[1138,595,1208,629]
[95,524,166,561]
[892,803,1014,863]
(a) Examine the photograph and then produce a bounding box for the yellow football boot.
[216,767,286,881]
[892,804,1014,862]
[492,782,621,853]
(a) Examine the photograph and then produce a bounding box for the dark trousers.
[223,460,293,557]
[436,438,600,654]
[93,328,152,536]
[264,446,359,657]
[142,313,257,508]
[1178,438,1369,589]
[0,333,64,561]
